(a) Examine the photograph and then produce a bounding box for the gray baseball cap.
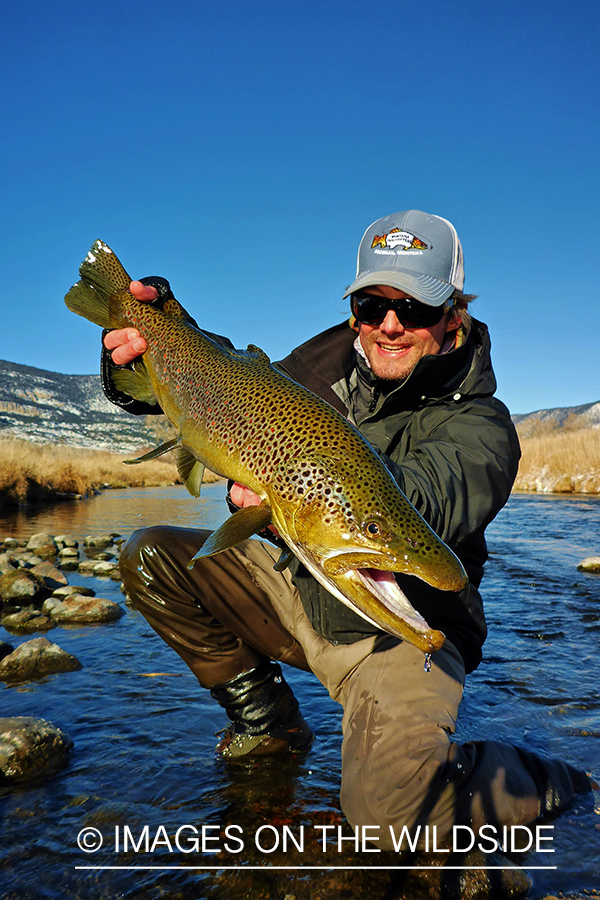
[343,210,465,307]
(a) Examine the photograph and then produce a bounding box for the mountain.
[512,400,600,437]
[1,357,599,452]
[0,359,161,453]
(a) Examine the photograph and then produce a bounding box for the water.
[1,486,599,899]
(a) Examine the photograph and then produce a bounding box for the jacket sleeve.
[380,397,521,554]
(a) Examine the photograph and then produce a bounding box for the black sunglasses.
[351,293,449,328]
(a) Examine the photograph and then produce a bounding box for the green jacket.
[277,318,521,673]
[101,291,519,673]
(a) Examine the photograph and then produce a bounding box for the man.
[102,210,589,848]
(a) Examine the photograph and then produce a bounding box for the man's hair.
[450,290,477,330]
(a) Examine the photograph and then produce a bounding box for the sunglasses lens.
[351,294,445,328]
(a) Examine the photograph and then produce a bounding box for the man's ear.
[446,309,462,332]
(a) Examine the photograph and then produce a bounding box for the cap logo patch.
[371,229,429,251]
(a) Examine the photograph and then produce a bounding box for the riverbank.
[0,438,221,507]
[3,425,600,508]
[514,426,600,493]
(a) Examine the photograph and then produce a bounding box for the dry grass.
[0,438,222,507]
[514,426,600,493]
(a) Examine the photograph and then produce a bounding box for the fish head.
[269,453,468,653]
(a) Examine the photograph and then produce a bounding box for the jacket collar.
[278,317,496,416]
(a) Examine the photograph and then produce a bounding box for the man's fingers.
[104,328,141,350]
[230,483,261,508]
[103,328,147,365]
[130,281,159,302]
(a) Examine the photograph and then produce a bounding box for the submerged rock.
[0,637,82,681]
[388,850,532,899]
[42,593,123,624]
[0,717,73,783]
[577,556,600,573]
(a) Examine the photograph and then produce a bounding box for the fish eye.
[363,516,388,539]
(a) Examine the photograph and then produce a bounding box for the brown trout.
[65,240,467,654]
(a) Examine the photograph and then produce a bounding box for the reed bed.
[0,437,220,507]
[514,426,600,493]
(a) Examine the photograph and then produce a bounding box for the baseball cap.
[343,210,465,307]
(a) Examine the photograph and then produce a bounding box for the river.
[1,484,599,899]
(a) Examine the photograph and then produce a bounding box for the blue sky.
[1,0,597,415]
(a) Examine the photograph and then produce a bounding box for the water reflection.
[1,489,599,898]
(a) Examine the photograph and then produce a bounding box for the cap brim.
[343,269,455,306]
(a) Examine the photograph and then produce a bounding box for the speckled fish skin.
[65,240,468,654]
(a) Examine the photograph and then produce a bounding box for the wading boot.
[210,659,314,760]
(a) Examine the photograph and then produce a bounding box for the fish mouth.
[292,544,446,653]
[342,566,446,652]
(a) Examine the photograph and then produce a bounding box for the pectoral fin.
[175,447,205,498]
[112,359,159,406]
[188,502,272,568]
[124,438,179,464]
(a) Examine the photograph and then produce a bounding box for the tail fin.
[64,240,131,328]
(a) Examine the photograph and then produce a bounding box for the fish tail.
[64,240,131,328]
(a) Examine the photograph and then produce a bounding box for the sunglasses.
[350,293,450,328]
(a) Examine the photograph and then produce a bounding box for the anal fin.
[175,447,205,498]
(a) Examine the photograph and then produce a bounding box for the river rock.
[0,717,73,783]
[52,584,95,598]
[577,556,600,574]
[27,533,58,553]
[0,569,45,603]
[30,561,68,590]
[78,559,120,577]
[2,537,20,549]
[84,534,115,549]
[0,552,18,574]
[0,637,82,681]
[1,607,55,633]
[58,547,79,558]
[42,594,123,624]
[54,535,78,549]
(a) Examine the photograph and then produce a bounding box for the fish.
[65,240,468,655]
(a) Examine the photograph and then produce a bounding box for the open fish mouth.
[354,567,430,626]
[295,545,447,652]
[344,567,444,647]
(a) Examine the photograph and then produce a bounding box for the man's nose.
[379,309,406,334]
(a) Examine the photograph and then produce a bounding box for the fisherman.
[102,210,590,848]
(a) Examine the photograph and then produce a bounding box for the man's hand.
[103,281,158,365]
